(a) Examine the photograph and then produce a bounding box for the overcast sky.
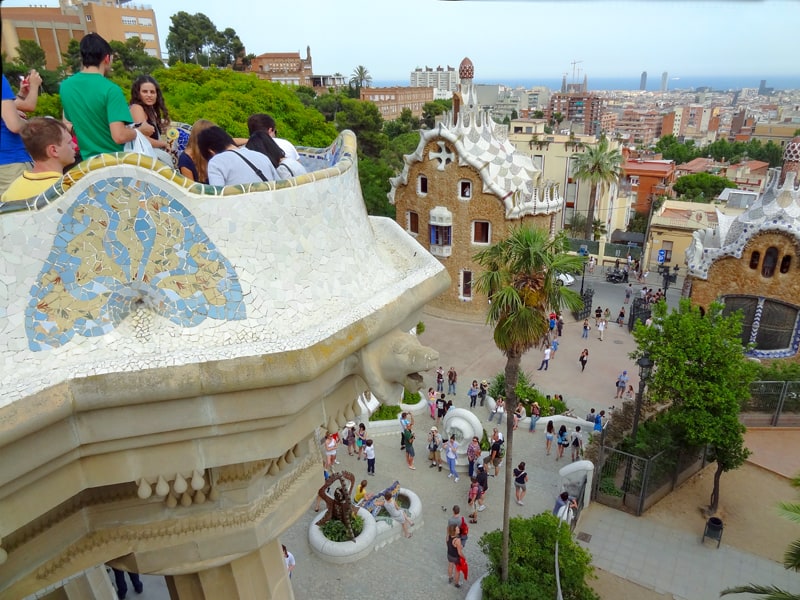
[5,0,795,80]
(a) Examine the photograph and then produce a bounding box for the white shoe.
[448,473,453,478]
[478,505,486,512]
[334,460,340,465]
[454,477,459,483]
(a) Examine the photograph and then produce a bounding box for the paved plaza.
[102,272,800,599]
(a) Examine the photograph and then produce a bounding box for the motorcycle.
[606,268,625,284]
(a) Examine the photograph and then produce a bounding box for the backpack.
[460,516,469,536]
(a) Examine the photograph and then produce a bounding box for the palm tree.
[720,474,800,600]
[474,226,584,584]
[350,65,372,90]
[573,136,622,241]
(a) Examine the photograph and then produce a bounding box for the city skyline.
[3,0,795,82]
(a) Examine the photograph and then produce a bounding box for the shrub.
[416,321,426,335]
[320,514,364,542]
[403,388,422,405]
[490,372,566,416]
[369,404,401,422]
[479,513,599,600]
[754,360,800,381]
[598,477,623,497]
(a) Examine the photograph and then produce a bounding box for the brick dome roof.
[459,57,474,80]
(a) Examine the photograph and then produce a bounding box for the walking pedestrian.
[447,366,457,395]
[344,421,356,456]
[556,424,569,460]
[323,432,337,469]
[478,379,489,406]
[436,366,444,392]
[594,306,602,326]
[476,465,488,511]
[467,477,482,522]
[537,345,551,370]
[618,306,626,326]
[467,380,479,408]
[579,348,589,372]
[557,313,564,337]
[570,426,583,461]
[403,424,416,470]
[528,401,541,432]
[624,283,633,304]
[615,370,629,399]
[513,462,528,505]
[582,318,590,339]
[594,410,605,433]
[489,430,504,477]
[551,337,559,358]
[282,545,295,579]
[445,434,459,482]
[545,420,555,455]
[466,436,481,478]
[446,523,466,587]
[597,318,606,341]
[436,393,447,425]
[365,439,376,475]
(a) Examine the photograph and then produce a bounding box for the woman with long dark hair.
[129,75,171,160]
[246,130,306,179]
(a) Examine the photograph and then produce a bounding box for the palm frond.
[778,502,800,525]
[783,539,800,571]
[720,584,800,599]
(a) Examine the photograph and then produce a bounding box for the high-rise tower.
[640,71,647,91]
[661,71,668,92]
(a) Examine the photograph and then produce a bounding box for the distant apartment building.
[410,65,458,91]
[1,0,161,70]
[360,86,433,119]
[599,111,618,135]
[661,104,720,143]
[250,46,313,86]
[614,109,663,146]
[506,118,627,236]
[546,92,603,136]
[729,108,757,142]
[753,122,798,147]
[621,154,676,214]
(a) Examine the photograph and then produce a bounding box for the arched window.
[761,247,778,277]
[780,255,792,274]
[417,175,428,195]
[749,251,760,269]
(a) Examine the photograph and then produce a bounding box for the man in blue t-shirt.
[60,33,153,159]
[0,75,33,196]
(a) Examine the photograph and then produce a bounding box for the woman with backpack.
[556,424,569,460]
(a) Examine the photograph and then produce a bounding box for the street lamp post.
[622,353,654,502]
[579,259,587,296]
[629,353,654,444]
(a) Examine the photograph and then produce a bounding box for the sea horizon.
[372,74,800,92]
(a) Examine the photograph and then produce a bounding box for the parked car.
[556,272,575,286]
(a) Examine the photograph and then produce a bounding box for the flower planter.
[308,488,422,563]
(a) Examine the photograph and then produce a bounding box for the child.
[365,439,376,476]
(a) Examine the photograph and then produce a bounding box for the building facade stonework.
[686,137,800,362]
[389,58,563,320]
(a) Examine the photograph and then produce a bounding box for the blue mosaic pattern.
[25,177,245,351]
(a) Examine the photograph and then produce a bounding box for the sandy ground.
[589,461,797,599]
[644,462,796,563]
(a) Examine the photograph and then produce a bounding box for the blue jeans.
[437,381,444,392]
[582,328,589,338]
[529,415,540,432]
[448,456,458,478]
[448,382,456,395]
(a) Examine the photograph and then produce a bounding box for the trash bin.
[702,517,723,548]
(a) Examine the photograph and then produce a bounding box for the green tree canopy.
[673,172,737,201]
[632,299,758,513]
[421,99,451,129]
[334,96,386,157]
[15,39,47,72]
[109,38,163,85]
[349,65,372,91]
[166,12,221,65]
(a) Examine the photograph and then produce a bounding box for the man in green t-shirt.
[60,33,153,159]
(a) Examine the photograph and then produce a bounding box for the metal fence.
[627,297,651,332]
[741,380,800,427]
[593,444,708,516]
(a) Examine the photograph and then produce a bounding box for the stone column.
[167,539,293,600]
[37,566,116,600]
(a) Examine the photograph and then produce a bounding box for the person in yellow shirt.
[1,118,76,202]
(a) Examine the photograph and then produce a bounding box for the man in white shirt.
[247,113,300,161]
[198,126,278,186]
[537,346,552,370]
